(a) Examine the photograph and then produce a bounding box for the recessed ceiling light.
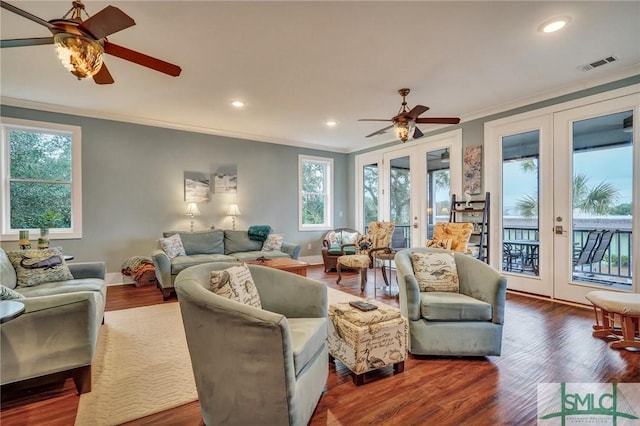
[325,120,337,127]
[539,16,571,33]
[231,101,245,108]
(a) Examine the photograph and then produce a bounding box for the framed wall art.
[214,173,237,194]
[185,178,210,202]
[463,145,482,195]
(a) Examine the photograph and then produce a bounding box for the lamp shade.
[186,203,201,217]
[393,120,415,142]
[226,204,242,216]
[54,32,104,79]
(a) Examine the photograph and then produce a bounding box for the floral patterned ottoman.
[328,300,408,385]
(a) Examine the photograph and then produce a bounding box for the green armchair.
[395,247,507,356]
[0,249,106,394]
[175,262,328,426]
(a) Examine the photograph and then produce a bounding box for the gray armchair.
[0,250,106,394]
[175,262,328,426]
[395,248,507,356]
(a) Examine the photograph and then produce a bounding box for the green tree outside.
[9,130,72,229]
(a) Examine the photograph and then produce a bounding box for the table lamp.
[226,204,242,230]
[186,203,201,232]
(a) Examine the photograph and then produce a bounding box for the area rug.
[75,303,197,425]
[74,287,368,425]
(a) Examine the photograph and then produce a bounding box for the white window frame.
[1,117,82,240]
[298,154,333,231]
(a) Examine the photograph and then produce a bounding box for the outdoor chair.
[574,230,616,267]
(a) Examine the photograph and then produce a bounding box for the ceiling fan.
[359,88,460,142]
[0,0,181,84]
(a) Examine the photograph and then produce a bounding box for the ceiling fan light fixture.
[623,116,633,133]
[54,32,104,79]
[441,149,450,163]
[394,120,415,142]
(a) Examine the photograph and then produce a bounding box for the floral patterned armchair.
[336,222,395,292]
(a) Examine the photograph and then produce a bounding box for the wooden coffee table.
[246,258,309,277]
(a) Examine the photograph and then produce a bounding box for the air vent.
[577,55,618,72]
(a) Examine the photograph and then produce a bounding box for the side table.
[374,250,397,297]
[1,300,25,324]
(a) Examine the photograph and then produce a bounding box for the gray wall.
[0,106,349,272]
[346,75,640,218]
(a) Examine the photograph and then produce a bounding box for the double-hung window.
[299,155,333,231]
[1,118,82,240]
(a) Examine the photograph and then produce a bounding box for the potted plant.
[38,209,63,249]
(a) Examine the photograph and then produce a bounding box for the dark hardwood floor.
[1,265,638,425]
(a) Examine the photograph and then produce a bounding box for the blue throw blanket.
[248,225,272,242]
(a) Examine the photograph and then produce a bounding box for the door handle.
[555,225,567,235]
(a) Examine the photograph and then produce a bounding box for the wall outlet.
[307,243,312,250]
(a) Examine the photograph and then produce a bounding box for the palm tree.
[515,165,619,216]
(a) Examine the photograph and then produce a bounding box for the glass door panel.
[426,148,451,240]
[389,155,412,248]
[570,111,633,289]
[362,163,379,226]
[502,130,540,277]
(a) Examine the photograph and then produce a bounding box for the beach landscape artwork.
[185,178,210,202]
[463,146,482,195]
[214,173,237,194]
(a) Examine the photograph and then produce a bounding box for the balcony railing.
[503,226,632,285]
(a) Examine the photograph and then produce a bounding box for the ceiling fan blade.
[413,127,424,139]
[415,117,461,124]
[365,124,394,138]
[78,6,135,40]
[93,63,114,85]
[406,105,429,119]
[104,41,181,76]
[0,1,58,31]
[1,37,53,48]
[358,119,392,122]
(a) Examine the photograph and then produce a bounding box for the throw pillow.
[1,284,25,300]
[209,263,262,308]
[426,238,454,250]
[262,234,285,251]
[159,233,186,259]
[324,231,339,247]
[355,234,375,255]
[410,251,459,292]
[0,248,17,289]
[7,247,74,288]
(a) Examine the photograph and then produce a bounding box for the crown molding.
[0,97,351,154]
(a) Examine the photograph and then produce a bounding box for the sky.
[502,145,633,215]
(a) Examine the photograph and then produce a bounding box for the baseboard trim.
[106,256,323,286]
[106,272,133,286]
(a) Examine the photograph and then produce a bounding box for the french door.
[487,91,638,303]
[355,130,462,246]
[553,95,637,303]
[486,116,554,296]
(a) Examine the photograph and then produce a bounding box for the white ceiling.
[1,1,639,153]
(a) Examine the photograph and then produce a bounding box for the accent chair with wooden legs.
[336,222,395,293]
